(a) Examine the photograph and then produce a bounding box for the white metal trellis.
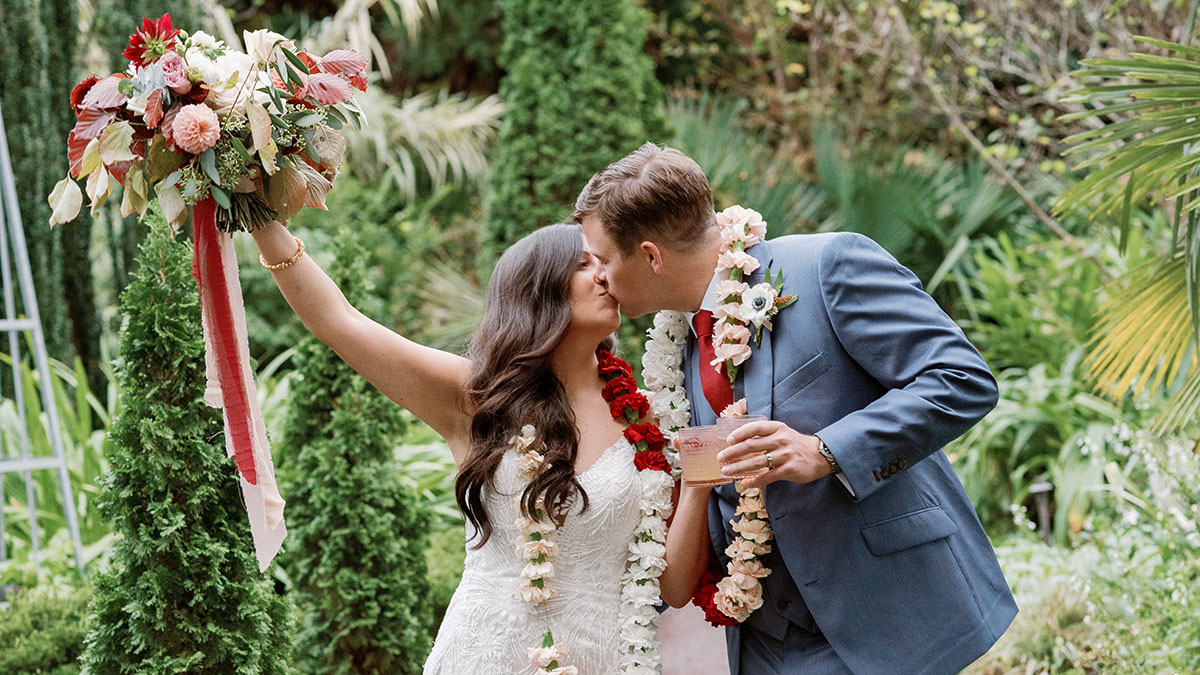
[0,101,85,576]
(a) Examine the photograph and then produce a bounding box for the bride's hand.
[716,420,832,489]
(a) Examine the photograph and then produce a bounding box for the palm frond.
[1086,253,1199,434]
[410,258,485,353]
[305,0,438,79]
[666,92,826,236]
[342,88,503,201]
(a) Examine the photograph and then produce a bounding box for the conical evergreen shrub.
[80,207,292,675]
[282,233,433,674]
[486,0,669,249]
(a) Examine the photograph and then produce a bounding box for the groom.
[574,143,1017,675]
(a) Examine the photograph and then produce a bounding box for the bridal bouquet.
[47,13,370,571]
[48,13,367,232]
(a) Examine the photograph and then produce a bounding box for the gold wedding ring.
[765,453,774,471]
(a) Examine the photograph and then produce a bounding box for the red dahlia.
[123,13,181,68]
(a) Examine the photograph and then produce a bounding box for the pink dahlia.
[172,104,221,154]
[122,13,181,68]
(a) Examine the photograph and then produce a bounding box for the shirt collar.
[684,268,724,337]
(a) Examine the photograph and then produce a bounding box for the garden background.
[1,0,1198,673]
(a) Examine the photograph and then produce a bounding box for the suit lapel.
[743,240,775,420]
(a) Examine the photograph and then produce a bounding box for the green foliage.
[667,93,826,237]
[0,585,91,675]
[813,135,1023,293]
[1056,35,1200,435]
[946,232,1145,538]
[281,232,433,674]
[0,0,67,364]
[423,527,466,631]
[79,207,293,674]
[1,353,119,565]
[968,432,1200,675]
[486,0,669,249]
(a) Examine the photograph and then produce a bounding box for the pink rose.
[172,103,221,154]
[160,52,192,94]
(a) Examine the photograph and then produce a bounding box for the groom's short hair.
[571,142,716,255]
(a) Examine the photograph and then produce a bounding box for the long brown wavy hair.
[456,224,615,547]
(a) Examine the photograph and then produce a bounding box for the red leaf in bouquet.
[294,160,333,211]
[318,50,368,78]
[123,13,181,67]
[144,89,164,129]
[71,108,114,142]
[270,70,308,103]
[266,165,308,221]
[296,50,319,71]
[70,76,100,115]
[160,104,181,152]
[80,76,128,110]
[306,73,354,105]
[67,131,92,178]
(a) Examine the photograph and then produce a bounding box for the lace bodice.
[424,437,645,674]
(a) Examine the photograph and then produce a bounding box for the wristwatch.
[816,437,841,475]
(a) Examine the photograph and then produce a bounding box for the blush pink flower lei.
[710,205,797,386]
[641,204,792,628]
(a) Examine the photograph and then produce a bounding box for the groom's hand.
[717,420,831,489]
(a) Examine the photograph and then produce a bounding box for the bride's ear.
[640,241,664,274]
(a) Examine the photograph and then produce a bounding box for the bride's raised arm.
[252,220,473,457]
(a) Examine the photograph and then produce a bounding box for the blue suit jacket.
[687,233,1017,675]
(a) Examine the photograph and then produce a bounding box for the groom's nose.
[592,264,607,288]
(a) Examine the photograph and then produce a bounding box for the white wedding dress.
[424,436,643,674]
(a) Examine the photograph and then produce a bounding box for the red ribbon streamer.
[192,198,258,485]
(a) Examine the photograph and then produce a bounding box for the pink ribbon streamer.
[192,199,286,572]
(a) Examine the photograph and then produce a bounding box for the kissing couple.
[252,143,1017,675]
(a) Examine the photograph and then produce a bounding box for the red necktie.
[692,309,735,415]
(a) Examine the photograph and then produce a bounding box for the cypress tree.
[486,0,669,250]
[44,0,103,397]
[282,233,433,674]
[79,207,292,675]
[0,0,69,363]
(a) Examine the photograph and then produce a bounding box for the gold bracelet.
[260,236,305,271]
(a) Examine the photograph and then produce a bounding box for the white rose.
[243,29,295,65]
[189,31,222,52]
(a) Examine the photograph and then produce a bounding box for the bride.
[252,220,711,674]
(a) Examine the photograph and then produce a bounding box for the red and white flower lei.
[643,205,789,628]
[513,350,677,674]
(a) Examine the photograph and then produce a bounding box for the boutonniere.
[712,206,796,385]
